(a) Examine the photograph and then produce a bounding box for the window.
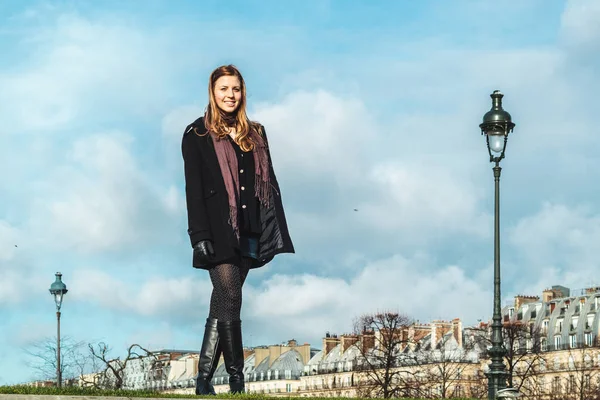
[552,376,561,392]
[572,317,579,330]
[585,374,591,389]
[555,336,562,348]
[570,335,577,348]
[557,319,564,333]
[286,384,292,392]
[543,320,549,332]
[541,338,548,351]
[587,314,594,329]
[568,375,576,392]
[509,308,515,318]
[585,333,593,346]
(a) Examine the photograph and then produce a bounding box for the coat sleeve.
[182,127,212,247]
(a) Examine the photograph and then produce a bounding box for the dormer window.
[570,335,577,348]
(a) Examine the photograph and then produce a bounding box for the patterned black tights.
[208,259,251,321]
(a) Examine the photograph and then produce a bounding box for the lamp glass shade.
[54,292,63,310]
[488,134,505,154]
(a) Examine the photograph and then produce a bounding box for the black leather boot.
[195,318,221,395]
[217,320,245,394]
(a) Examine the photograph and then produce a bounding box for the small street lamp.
[479,90,516,400]
[49,272,68,388]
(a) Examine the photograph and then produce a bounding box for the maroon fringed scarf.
[208,121,271,238]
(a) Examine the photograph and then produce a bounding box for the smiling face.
[213,75,242,114]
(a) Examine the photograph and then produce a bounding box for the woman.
[181,65,294,395]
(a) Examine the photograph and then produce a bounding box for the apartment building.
[497,284,600,399]
[25,283,593,399]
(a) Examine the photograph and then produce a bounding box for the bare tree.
[351,311,421,399]
[474,321,546,396]
[417,333,480,399]
[87,342,157,390]
[550,342,600,400]
[467,369,488,400]
[22,336,87,383]
[503,322,546,392]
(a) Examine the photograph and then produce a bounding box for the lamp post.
[479,90,515,400]
[49,272,68,388]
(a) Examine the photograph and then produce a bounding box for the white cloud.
[69,268,213,318]
[252,90,374,181]
[509,202,600,289]
[560,0,600,50]
[0,13,182,134]
[244,253,490,339]
[359,162,489,238]
[25,132,179,253]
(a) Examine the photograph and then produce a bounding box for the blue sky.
[1,0,599,385]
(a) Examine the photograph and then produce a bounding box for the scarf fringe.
[255,173,271,208]
[228,204,240,239]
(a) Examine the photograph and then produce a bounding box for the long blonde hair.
[200,64,261,152]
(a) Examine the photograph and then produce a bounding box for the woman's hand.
[193,240,215,264]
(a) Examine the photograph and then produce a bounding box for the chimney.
[288,339,297,347]
[360,331,375,353]
[322,335,340,356]
[341,334,359,353]
[268,344,285,367]
[586,286,600,294]
[408,323,431,345]
[431,320,453,349]
[542,289,555,303]
[295,343,312,365]
[452,318,463,348]
[243,348,254,361]
[254,347,269,369]
[514,295,540,310]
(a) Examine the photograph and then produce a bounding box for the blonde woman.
[181,65,294,394]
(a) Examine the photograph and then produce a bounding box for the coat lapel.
[194,125,228,194]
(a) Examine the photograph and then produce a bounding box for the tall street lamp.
[49,272,68,388]
[479,90,515,400]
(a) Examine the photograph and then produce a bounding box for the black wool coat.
[181,117,295,270]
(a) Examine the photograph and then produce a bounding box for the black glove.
[193,240,215,265]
